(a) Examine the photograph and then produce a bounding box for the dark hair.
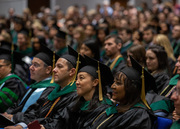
[128,44,146,66]
[85,24,96,31]
[32,35,47,56]
[118,27,132,35]
[96,27,110,47]
[71,74,107,111]
[66,60,74,70]
[97,27,109,36]
[115,71,141,113]
[147,44,168,72]
[144,26,157,34]
[105,34,122,44]
[37,35,46,45]
[83,39,100,60]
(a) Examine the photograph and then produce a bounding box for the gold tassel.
[98,61,103,101]
[11,43,14,73]
[70,53,80,86]
[50,51,55,83]
[141,67,150,109]
[173,66,177,75]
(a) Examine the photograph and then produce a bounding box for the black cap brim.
[35,44,59,66]
[130,56,157,93]
[79,55,114,86]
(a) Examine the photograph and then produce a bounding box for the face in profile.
[29,57,49,82]
[80,44,94,58]
[111,72,126,103]
[126,51,133,67]
[76,72,98,100]
[171,80,180,115]
[53,58,71,85]
[0,59,11,79]
[175,56,180,74]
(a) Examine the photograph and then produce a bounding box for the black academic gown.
[152,71,170,94]
[6,78,57,114]
[68,98,112,129]
[6,87,54,114]
[91,103,156,129]
[0,74,27,113]
[106,57,126,77]
[12,84,77,129]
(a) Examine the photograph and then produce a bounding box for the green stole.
[48,82,76,101]
[121,41,133,54]
[106,102,146,116]
[17,47,32,55]
[56,47,68,56]
[160,74,179,96]
[100,49,106,57]
[170,119,180,129]
[80,98,113,111]
[30,79,59,89]
[169,74,180,86]
[109,56,124,71]
[0,74,27,88]
[172,41,180,56]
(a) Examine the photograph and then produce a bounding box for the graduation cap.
[83,39,100,60]
[34,44,59,83]
[0,41,19,72]
[55,29,66,39]
[13,16,24,25]
[0,41,17,50]
[61,46,86,85]
[79,55,114,101]
[121,56,157,109]
[35,44,59,66]
[18,30,29,37]
[0,48,24,72]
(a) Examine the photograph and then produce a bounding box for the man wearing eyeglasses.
[5,44,59,114]
[0,48,27,113]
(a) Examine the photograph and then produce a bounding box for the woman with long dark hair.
[68,55,114,129]
[90,57,156,129]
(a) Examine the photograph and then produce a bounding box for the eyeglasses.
[30,63,40,68]
[0,64,9,68]
[172,87,180,96]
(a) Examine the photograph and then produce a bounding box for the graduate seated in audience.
[5,44,59,114]
[104,34,126,76]
[0,40,30,85]
[0,47,27,113]
[127,44,174,119]
[146,44,170,94]
[68,55,114,129]
[80,39,100,60]
[161,53,180,97]
[170,80,180,128]
[90,56,157,129]
[2,46,84,129]
[127,44,146,67]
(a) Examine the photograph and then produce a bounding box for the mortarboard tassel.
[98,61,103,101]
[141,67,150,109]
[11,43,14,73]
[71,53,80,86]
[50,51,55,83]
[173,66,177,75]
